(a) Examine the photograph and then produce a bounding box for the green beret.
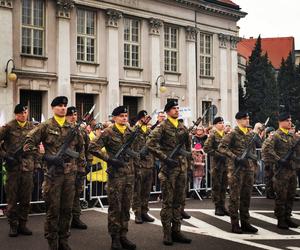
[164,100,178,112]
[14,104,28,114]
[112,106,128,116]
[51,96,68,107]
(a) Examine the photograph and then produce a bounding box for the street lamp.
[4,59,17,87]
[155,74,167,97]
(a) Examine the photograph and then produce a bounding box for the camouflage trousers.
[107,174,134,236]
[227,167,254,222]
[211,161,227,208]
[132,168,153,214]
[264,164,275,196]
[5,170,33,226]
[159,168,187,233]
[42,172,76,241]
[273,167,297,219]
[72,175,85,219]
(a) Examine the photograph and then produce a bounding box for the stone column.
[185,26,197,120]
[148,18,162,111]
[218,33,230,121]
[106,9,122,114]
[56,0,74,100]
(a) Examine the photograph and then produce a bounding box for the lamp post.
[155,74,167,97]
[4,59,17,87]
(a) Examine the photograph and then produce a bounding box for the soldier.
[65,106,88,230]
[262,112,299,229]
[218,111,258,234]
[203,116,229,216]
[147,100,192,246]
[24,96,86,250]
[0,104,34,237]
[88,106,136,250]
[132,110,155,224]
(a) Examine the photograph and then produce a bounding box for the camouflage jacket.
[0,119,35,171]
[88,124,135,177]
[146,119,191,172]
[24,118,86,174]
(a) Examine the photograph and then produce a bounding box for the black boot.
[181,210,191,219]
[71,217,87,230]
[134,212,143,224]
[215,206,225,216]
[231,219,242,234]
[241,221,258,233]
[120,236,136,250]
[141,212,154,222]
[18,221,33,235]
[111,235,122,250]
[171,231,192,244]
[9,224,18,237]
[222,207,230,216]
[58,239,72,250]
[163,231,173,246]
[277,218,289,229]
[286,218,299,228]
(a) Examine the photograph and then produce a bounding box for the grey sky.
[234,0,300,49]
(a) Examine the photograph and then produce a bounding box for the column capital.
[148,18,162,35]
[106,9,122,28]
[185,26,198,42]
[56,0,74,19]
[0,0,13,9]
[230,36,241,50]
[218,33,230,48]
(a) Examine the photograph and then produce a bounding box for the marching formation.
[0,96,300,250]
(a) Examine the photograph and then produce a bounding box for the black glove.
[139,148,148,160]
[4,156,18,168]
[278,159,289,167]
[163,157,179,168]
[107,158,125,168]
[43,155,64,167]
[235,157,248,166]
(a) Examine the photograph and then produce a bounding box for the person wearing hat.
[204,116,229,216]
[262,112,299,229]
[24,96,86,249]
[65,106,89,230]
[89,105,137,250]
[131,110,155,224]
[147,100,192,245]
[0,104,35,237]
[219,111,258,234]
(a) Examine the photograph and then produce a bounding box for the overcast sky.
[234,0,300,49]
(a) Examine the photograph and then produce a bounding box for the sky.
[233,0,300,49]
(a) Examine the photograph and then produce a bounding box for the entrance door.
[76,93,95,120]
[20,90,43,121]
[123,96,138,125]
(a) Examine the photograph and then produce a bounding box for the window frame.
[199,33,213,77]
[164,25,179,73]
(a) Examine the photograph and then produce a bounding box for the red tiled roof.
[237,37,295,69]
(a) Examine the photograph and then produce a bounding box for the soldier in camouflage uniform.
[88,106,136,250]
[24,96,86,250]
[147,100,192,246]
[218,111,258,234]
[203,116,229,216]
[132,110,155,224]
[0,104,35,237]
[65,106,88,230]
[262,112,299,229]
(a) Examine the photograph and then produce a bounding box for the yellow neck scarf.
[216,129,224,137]
[54,115,66,127]
[115,123,127,134]
[168,116,178,128]
[238,126,248,135]
[17,121,27,127]
[141,125,148,133]
[280,127,289,135]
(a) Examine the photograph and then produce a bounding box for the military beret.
[51,96,68,107]
[278,112,291,121]
[112,105,128,116]
[137,110,148,120]
[14,104,28,114]
[164,100,178,112]
[235,111,249,120]
[213,116,224,125]
[66,106,77,116]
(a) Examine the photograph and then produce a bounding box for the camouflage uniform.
[147,119,190,238]
[203,130,228,211]
[24,118,85,248]
[0,120,35,232]
[218,127,256,226]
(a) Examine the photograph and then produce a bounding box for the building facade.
[0,0,246,124]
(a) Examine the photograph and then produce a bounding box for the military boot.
[71,217,87,230]
[277,218,289,229]
[120,236,136,250]
[47,239,58,250]
[58,239,72,250]
[163,231,173,246]
[9,223,18,237]
[286,218,299,228]
[134,212,143,224]
[18,221,33,235]
[181,210,191,219]
[141,212,154,222]
[222,207,230,216]
[171,231,192,244]
[215,206,225,216]
[111,235,122,250]
[231,219,242,234]
[241,221,258,233]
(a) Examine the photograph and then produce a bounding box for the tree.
[238,82,245,111]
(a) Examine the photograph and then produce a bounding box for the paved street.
[1,197,300,250]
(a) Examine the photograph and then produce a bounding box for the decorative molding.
[56,0,75,19]
[230,36,241,50]
[148,18,162,35]
[185,26,198,42]
[218,33,230,48]
[14,69,57,80]
[106,9,122,28]
[0,0,12,9]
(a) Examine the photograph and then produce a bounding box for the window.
[200,33,212,76]
[202,101,212,125]
[124,18,140,68]
[164,26,178,72]
[21,0,45,56]
[77,9,96,62]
